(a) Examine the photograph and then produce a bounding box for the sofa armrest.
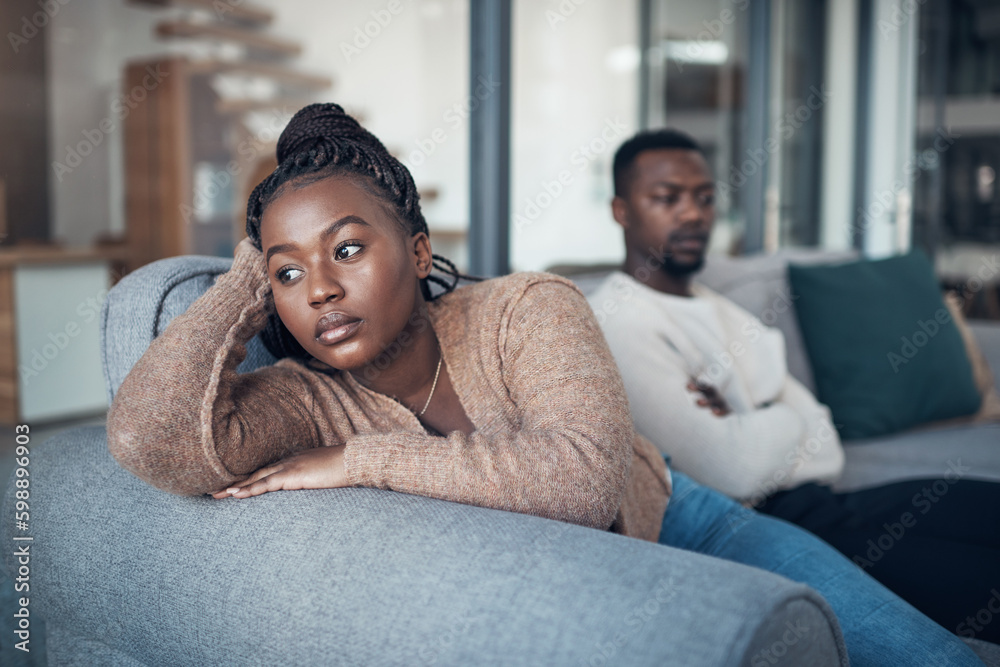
[3,427,847,667]
[969,320,1000,393]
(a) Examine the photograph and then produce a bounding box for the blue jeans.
[658,470,982,666]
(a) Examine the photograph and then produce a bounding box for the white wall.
[270,0,640,272]
[260,0,470,258]
[511,0,638,272]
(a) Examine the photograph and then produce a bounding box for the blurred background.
[0,0,998,428]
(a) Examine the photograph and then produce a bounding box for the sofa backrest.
[100,254,275,403]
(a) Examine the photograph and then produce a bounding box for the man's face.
[614,148,715,276]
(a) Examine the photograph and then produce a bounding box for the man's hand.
[211,445,349,499]
[687,380,732,417]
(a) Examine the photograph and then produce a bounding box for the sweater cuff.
[342,433,399,488]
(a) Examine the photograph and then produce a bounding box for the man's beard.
[657,231,709,276]
[659,253,705,277]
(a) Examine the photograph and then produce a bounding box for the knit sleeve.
[107,238,324,496]
[342,279,634,531]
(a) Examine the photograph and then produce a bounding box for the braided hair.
[246,102,476,361]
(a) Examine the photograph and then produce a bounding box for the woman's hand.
[210,445,349,499]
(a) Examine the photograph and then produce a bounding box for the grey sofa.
[1,253,852,666]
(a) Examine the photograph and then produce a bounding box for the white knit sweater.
[589,271,845,504]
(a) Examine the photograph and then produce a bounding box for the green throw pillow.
[788,250,981,440]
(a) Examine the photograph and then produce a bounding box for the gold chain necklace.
[418,353,443,416]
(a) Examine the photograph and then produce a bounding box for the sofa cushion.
[788,250,981,440]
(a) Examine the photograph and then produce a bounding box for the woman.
[108,103,983,665]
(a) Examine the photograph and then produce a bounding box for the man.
[589,128,1000,641]
[589,129,844,503]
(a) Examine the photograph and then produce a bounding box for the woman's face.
[260,176,432,371]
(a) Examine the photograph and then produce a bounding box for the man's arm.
[614,335,810,501]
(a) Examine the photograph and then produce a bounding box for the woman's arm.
[107,238,324,495]
[341,279,634,531]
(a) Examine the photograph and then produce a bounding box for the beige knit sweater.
[107,240,672,542]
